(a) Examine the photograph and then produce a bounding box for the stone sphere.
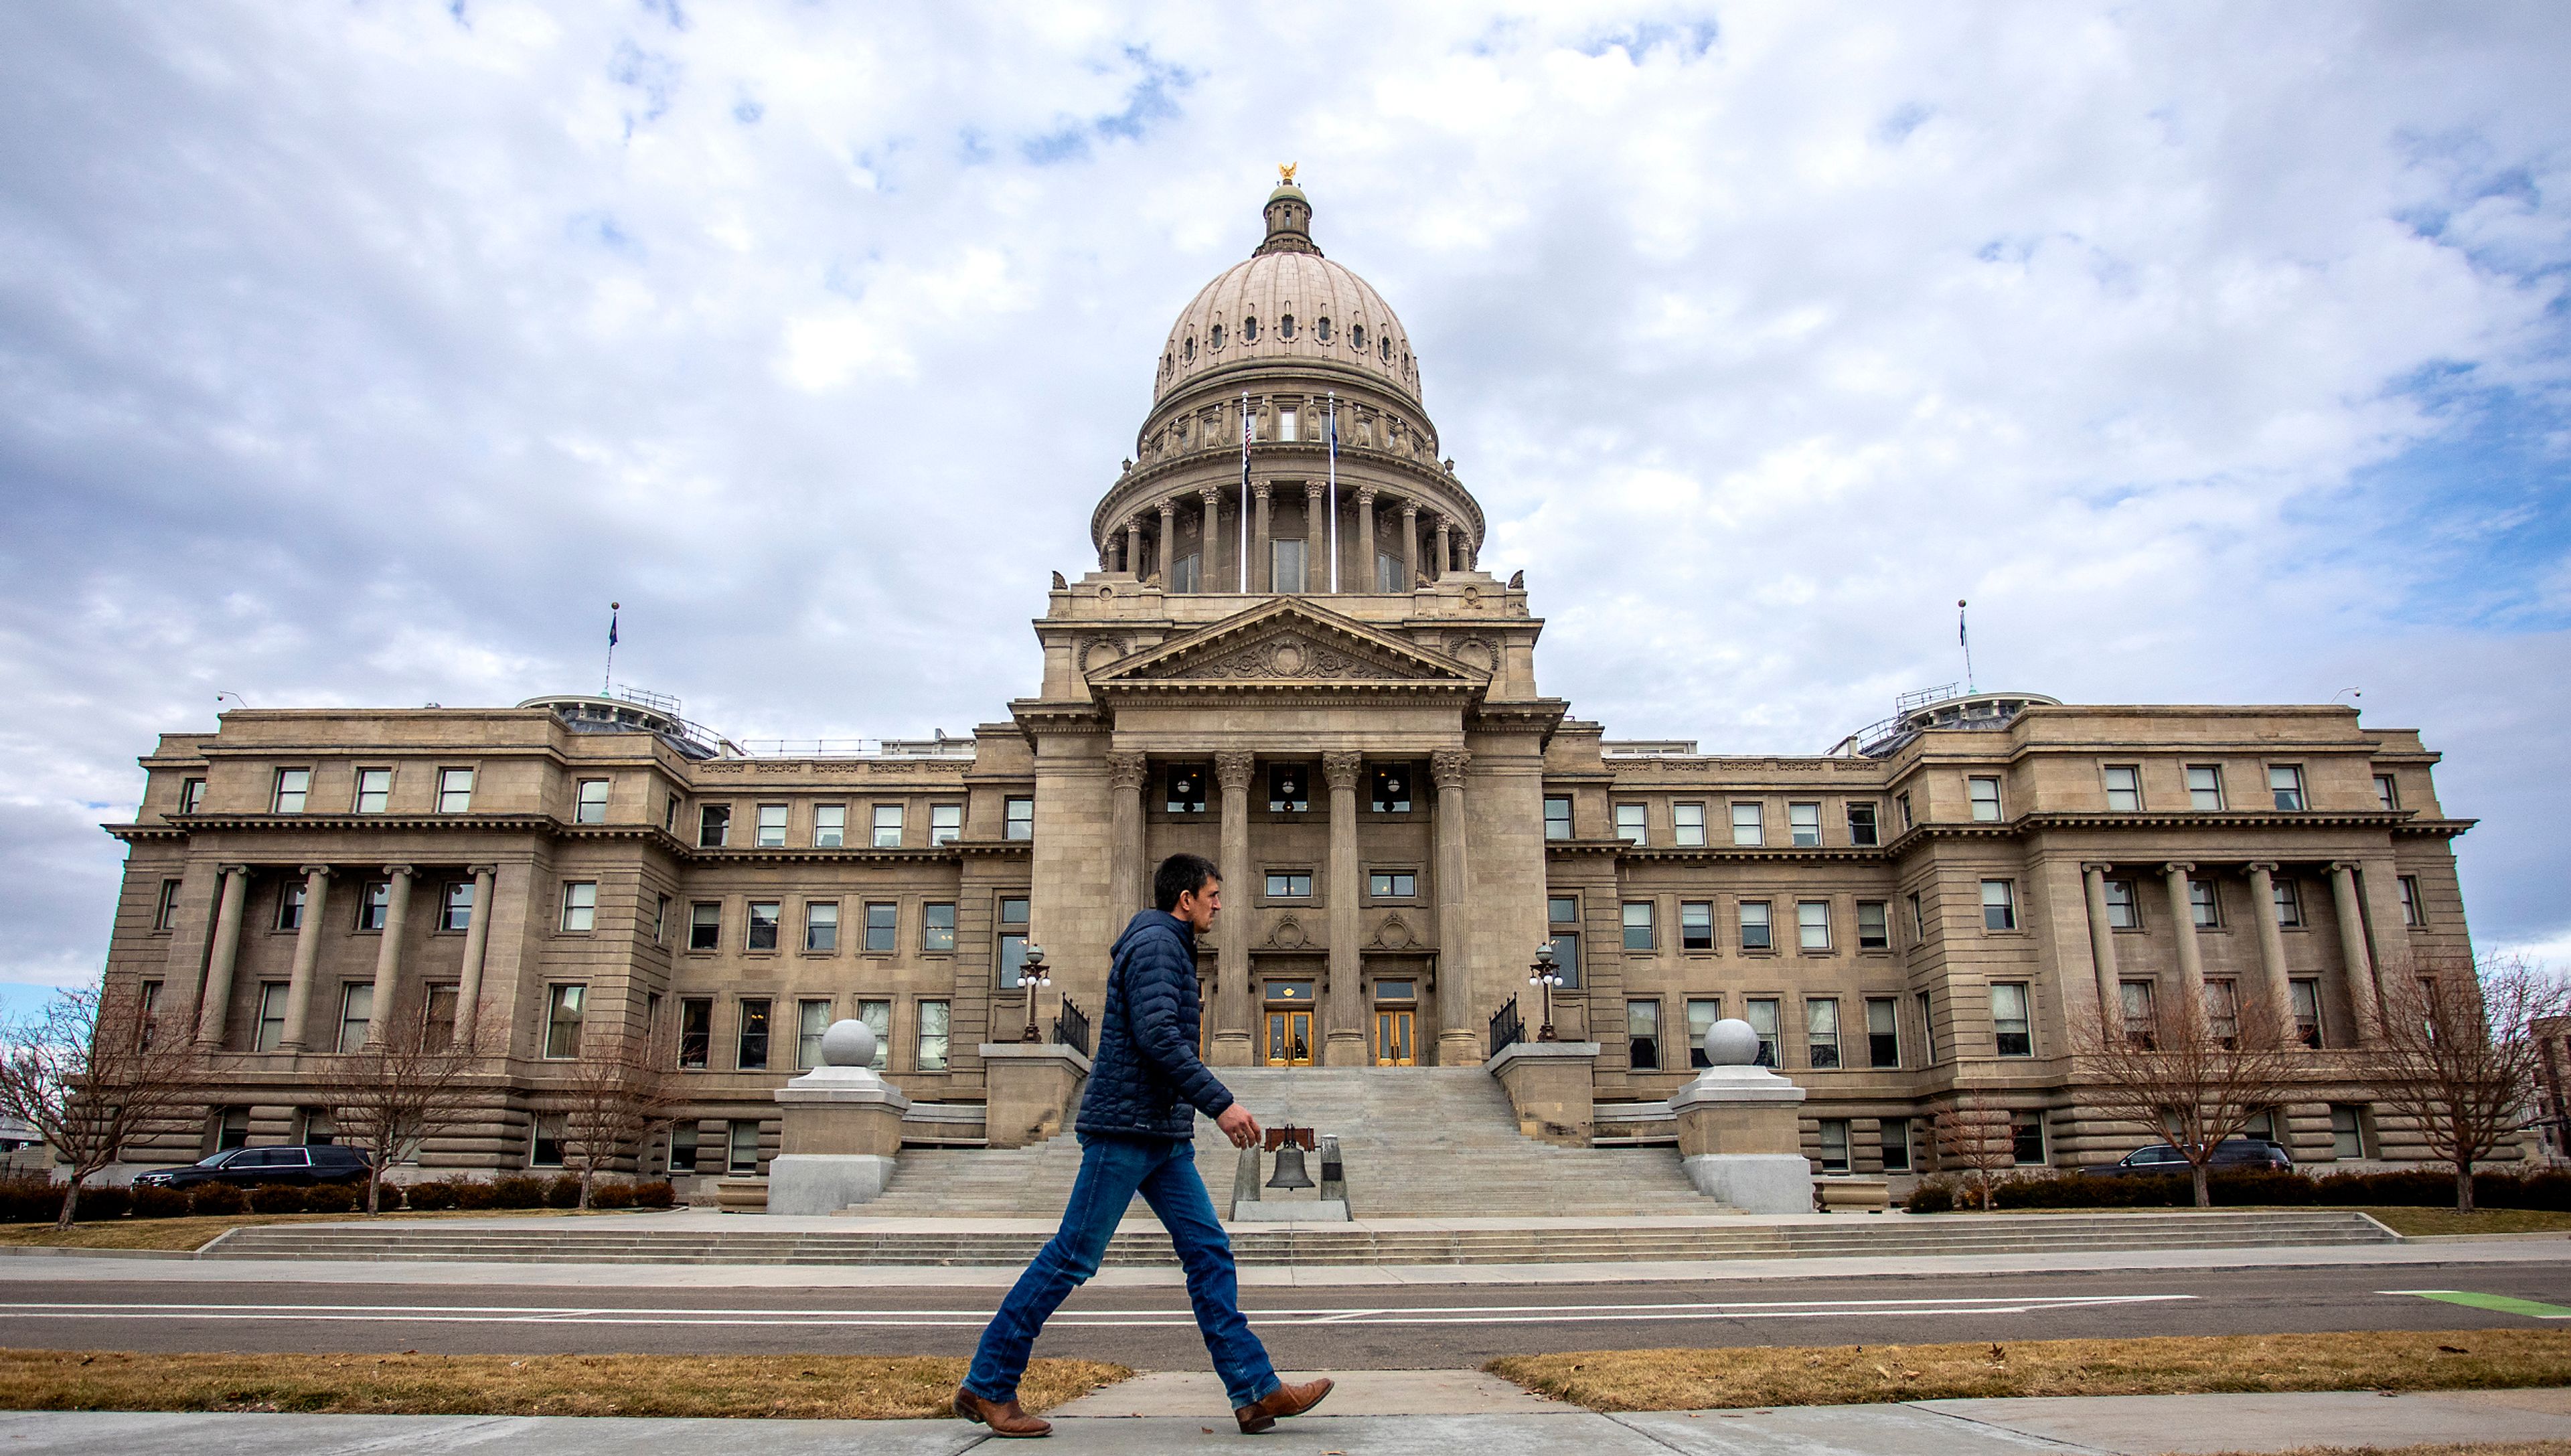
[820,1018,877,1068]
[1703,1018,1760,1068]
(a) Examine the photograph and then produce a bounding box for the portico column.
[2161,862,2204,1012]
[1107,752,1149,920]
[454,864,497,1049]
[1157,498,1178,584]
[1211,751,1256,1066]
[193,864,250,1048]
[1431,748,1476,1065]
[1399,503,1419,589]
[2244,864,2298,1046]
[278,864,333,1052]
[2329,863,2380,1042]
[364,865,414,1047]
[1123,517,1142,575]
[2079,864,2120,1024]
[1198,487,1225,592]
[1252,482,1273,592]
[1354,487,1378,591]
[1431,515,1453,582]
[1322,751,1366,1064]
[1304,481,1327,595]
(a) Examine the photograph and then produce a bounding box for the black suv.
[2084,1139,2292,1176]
[133,1143,373,1191]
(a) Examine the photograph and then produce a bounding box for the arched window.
[1210,323,1225,350]
[1184,335,1195,361]
[1164,351,1174,376]
[1279,314,1296,340]
[1316,316,1331,343]
[1378,335,1389,361]
[1350,323,1365,352]
[1243,315,1260,343]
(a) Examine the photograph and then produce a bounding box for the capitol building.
[98,179,2477,1195]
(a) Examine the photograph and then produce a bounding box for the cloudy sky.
[4,2,2566,1010]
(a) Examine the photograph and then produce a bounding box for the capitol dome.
[1153,179,1421,406]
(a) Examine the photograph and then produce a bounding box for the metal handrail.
[1053,997,1091,1057]
[1489,995,1524,1059]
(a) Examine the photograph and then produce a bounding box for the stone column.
[1252,482,1273,592]
[2080,863,2120,1023]
[2243,863,2298,1044]
[1431,748,1476,1065]
[2161,862,2204,1012]
[453,864,498,1048]
[1431,515,1453,582]
[193,864,250,1048]
[1198,487,1225,592]
[2330,862,2380,1042]
[1107,752,1149,922]
[1322,750,1366,1065]
[1399,503,1419,588]
[1355,487,1378,591]
[1211,750,1256,1066]
[364,865,414,1046]
[1157,498,1178,584]
[1304,481,1327,595]
[278,864,333,1052]
[1123,517,1143,574]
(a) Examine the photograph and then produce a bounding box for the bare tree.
[0,982,204,1230]
[2372,954,2570,1212]
[556,1024,674,1211]
[1931,1088,2017,1211]
[2074,979,2303,1208]
[316,997,492,1215]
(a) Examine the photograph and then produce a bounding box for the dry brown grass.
[2215,1447,2571,1456]
[0,1350,1128,1419]
[0,1206,662,1252]
[2367,1209,2571,1238]
[1488,1329,2571,1412]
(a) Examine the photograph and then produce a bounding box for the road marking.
[2381,1289,2571,1319]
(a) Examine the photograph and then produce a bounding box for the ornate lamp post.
[1529,942,1563,1042]
[1018,941,1052,1043]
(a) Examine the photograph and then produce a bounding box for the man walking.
[954,852,1334,1438]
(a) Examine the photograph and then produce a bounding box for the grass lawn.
[1488,1329,2571,1412]
[2367,1208,2571,1238]
[0,1206,672,1252]
[0,1351,1126,1419]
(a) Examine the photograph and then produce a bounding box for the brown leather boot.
[1233,1376,1334,1434]
[953,1386,1053,1438]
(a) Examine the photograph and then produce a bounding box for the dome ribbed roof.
[1152,186,1420,405]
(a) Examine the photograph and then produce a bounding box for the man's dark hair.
[1154,852,1221,912]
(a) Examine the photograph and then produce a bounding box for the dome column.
[1158,498,1179,586]
[1304,482,1327,596]
[1400,502,1419,590]
[1197,487,1224,593]
[1432,515,1454,580]
[1252,482,1273,592]
[1122,517,1142,575]
[1355,487,1378,592]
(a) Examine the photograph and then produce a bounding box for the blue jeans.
[965,1132,1278,1408]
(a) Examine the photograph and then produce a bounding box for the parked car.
[2084,1139,2292,1176]
[133,1143,373,1191]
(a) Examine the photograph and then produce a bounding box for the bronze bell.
[1265,1141,1316,1192]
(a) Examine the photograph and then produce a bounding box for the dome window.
[1279,314,1296,340]
[1243,315,1259,343]
[1350,323,1365,352]
[1210,323,1225,350]
[1184,335,1196,361]
[1378,336,1390,361]
[1316,316,1331,343]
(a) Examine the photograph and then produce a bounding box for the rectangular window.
[1897,791,1914,829]
[1867,997,1900,1068]
[1847,802,1879,847]
[917,1000,951,1071]
[2268,764,2307,811]
[1739,900,1773,951]
[254,983,289,1050]
[214,1106,252,1151]
[1613,801,1646,845]
[1371,765,1411,813]
[678,998,711,1069]
[440,880,473,932]
[278,881,306,931]
[1547,896,1581,989]
[2011,1111,2047,1165]
[2272,877,2304,928]
[699,804,730,847]
[2187,764,2224,810]
[864,902,897,952]
[1857,900,1889,951]
[1918,990,1936,1062]
[1622,900,1655,951]
[356,880,390,932]
[1991,982,2032,1056]
[154,878,183,931]
[1166,765,1207,813]
[560,881,597,933]
[1806,997,1841,1068]
[2291,977,2323,1048]
[728,1119,760,1176]
[532,1113,564,1167]
[1817,1118,1851,1174]
[670,1122,699,1174]
[272,768,311,813]
[1272,536,1307,593]
[2104,764,2142,811]
[931,803,963,845]
[437,767,474,813]
[813,803,846,847]
[736,998,771,1070]
[298,1107,331,1146]
[337,983,373,1055]
[1672,802,1706,846]
[998,895,1030,988]
[356,768,392,813]
[2399,876,2423,926]
[180,777,206,814]
[544,983,585,1060]
[1369,871,1417,898]
[1908,892,1926,941]
[1981,879,2017,931]
[797,999,832,1070]
[2189,878,2219,928]
[1881,1117,1912,1172]
[2375,774,2400,811]
[1267,765,1311,815]
[575,779,609,823]
[923,902,956,952]
[2330,1104,2368,1159]
[2120,979,2157,1047]
[1968,775,2002,821]
[746,900,780,951]
[1276,406,1298,442]
[1265,872,1314,898]
[805,901,838,953]
[1745,997,1780,1067]
[755,803,787,847]
[688,902,721,951]
[1789,802,1822,847]
[859,999,891,1070]
[1687,998,1721,1068]
[2105,879,2140,929]
[1797,900,1830,951]
[665,795,680,833]
[1542,795,1572,839]
[1626,999,1660,1071]
[1731,801,1764,845]
[1004,796,1034,840]
[872,804,904,848]
[1680,900,1713,951]
[2205,979,2240,1048]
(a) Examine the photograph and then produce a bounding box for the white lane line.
[0,1293,2191,1319]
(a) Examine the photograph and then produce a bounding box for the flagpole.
[1327,392,1339,592]
[1958,598,1974,693]
[1239,392,1251,593]
[604,601,620,696]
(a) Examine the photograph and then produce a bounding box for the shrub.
[71,1184,131,1221]
[490,1175,546,1210]
[589,1182,635,1210]
[452,1179,500,1210]
[248,1184,307,1214]
[404,1180,458,1212]
[131,1186,191,1220]
[542,1174,582,1210]
[1903,1179,1955,1214]
[302,1183,357,1214]
[0,1179,62,1224]
[630,1180,676,1210]
[189,1182,246,1216]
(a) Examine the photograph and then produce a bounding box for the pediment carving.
[1093,600,1482,690]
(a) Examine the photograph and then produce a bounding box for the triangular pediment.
[1093,599,1484,691]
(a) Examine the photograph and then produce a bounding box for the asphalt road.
[6,1264,2570,1366]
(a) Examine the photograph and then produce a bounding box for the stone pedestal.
[768,1020,912,1216]
[1669,1018,1812,1215]
[979,1042,1092,1149]
[1232,1198,1349,1223]
[1485,1040,1599,1147]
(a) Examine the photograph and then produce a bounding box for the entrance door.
[1374,1009,1415,1066]
[1263,1010,1314,1066]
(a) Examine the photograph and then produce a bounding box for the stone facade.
[92,179,2479,1191]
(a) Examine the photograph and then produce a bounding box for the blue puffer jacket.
[1075,909,1235,1141]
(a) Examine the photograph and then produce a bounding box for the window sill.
[798,949,839,958]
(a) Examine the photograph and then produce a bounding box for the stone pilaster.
[1212,749,1256,1065]
[1431,747,1476,1065]
[2243,862,2297,1044]
[1322,749,1365,1064]
[365,864,414,1046]
[193,864,249,1048]
[277,864,333,1052]
[1107,751,1149,922]
[2161,862,2204,1012]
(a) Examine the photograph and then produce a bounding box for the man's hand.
[1217,1103,1260,1150]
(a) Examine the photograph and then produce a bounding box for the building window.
[923,902,957,952]
[1271,537,1308,592]
[736,999,771,1070]
[544,984,586,1060]
[180,777,206,814]
[355,879,389,933]
[1166,766,1207,813]
[931,804,963,845]
[1268,765,1310,813]
[575,779,609,823]
[153,878,183,931]
[1817,1119,1851,1174]
[2205,979,2240,1048]
[1991,982,2032,1056]
[2120,980,2157,1047]
[2272,877,2304,928]
[1626,1000,1660,1070]
[2095,764,2140,811]
[872,804,905,848]
[755,803,788,847]
[1731,802,1764,845]
[440,880,473,933]
[998,896,1031,987]
[212,1106,251,1151]
[1369,871,1417,898]
[664,795,680,833]
[1170,552,1202,593]
[858,999,892,1070]
[805,901,838,953]
[1797,900,1830,951]
[1673,802,1706,846]
[814,803,846,847]
[2375,774,2400,811]
[1264,871,1314,898]
[670,1122,699,1174]
[437,768,475,813]
[699,804,731,847]
[1981,879,2017,931]
[1375,550,1403,592]
[1681,900,1713,951]
[1806,997,1841,1068]
[2330,1104,2369,1159]
[2291,978,2323,1048]
[356,768,392,813]
[1918,991,1936,1062]
[1857,900,1889,951]
[1739,900,1773,951]
[1622,900,1655,951]
[1745,997,1780,1066]
[1968,776,2002,821]
[1371,766,1411,813]
[1881,1117,1912,1172]
[746,900,780,951]
[1789,802,1822,847]
[728,1119,761,1176]
[1614,803,1647,845]
[1542,795,1572,839]
[252,983,289,1050]
[1847,802,1880,846]
[1687,998,1721,1068]
[1867,997,1899,1068]
[688,902,721,951]
[1908,892,1926,941]
[2189,878,2219,928]
[864,902,897,952]
[2105,879,2140,929]
[1276,404,1298,438]
[1897,791,1914,829]
[1004,797,1034,840]
[2011,1112,2047,1165]
[797,999,832,1070]
[1547,896,1581,988]
[2268,764,2307,811]
[298,1107,333,1145]
[560,881,597,933]
[277,882,306,931]
[336,984,373,1054]
[532,1113,565,1167]
[2186,764,2224,810]
[273,768,311,813]
[2399,876,2423,926]
[677,998,712,1069]
[917,1001,951,1070]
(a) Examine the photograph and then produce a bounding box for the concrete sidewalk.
[7,1384,2571,1453]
